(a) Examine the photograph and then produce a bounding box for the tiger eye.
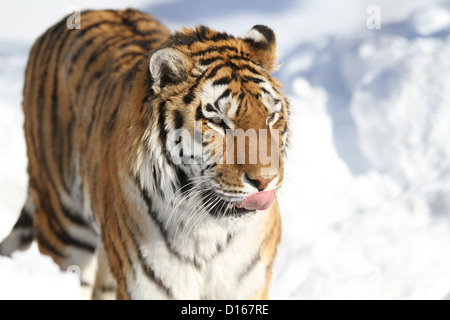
[211,117,223,125]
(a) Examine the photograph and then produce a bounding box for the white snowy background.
[1,0,450,300]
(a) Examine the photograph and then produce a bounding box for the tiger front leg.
[99,197,175,300]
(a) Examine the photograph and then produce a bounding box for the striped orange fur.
[0,9,289,300]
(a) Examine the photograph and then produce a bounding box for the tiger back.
[0,9,289,300]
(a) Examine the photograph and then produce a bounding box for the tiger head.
[145,25,289,226]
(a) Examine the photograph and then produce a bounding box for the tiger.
[0,8,289,300]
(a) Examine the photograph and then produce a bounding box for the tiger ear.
[241,25,277,72]
[149,48,192,90]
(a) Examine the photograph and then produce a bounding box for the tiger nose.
[245,174,276,191]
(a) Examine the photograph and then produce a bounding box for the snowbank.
[271,5,450,299]
[0,244,81,300]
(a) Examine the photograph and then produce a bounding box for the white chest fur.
[120,173,269,299]
[138,224,266,299]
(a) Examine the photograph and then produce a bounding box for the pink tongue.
[236,191,276,211]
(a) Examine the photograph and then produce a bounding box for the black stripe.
[191,45,239,57]
[205,63,228,80]
[195,103,204,121]
[36,232,66,258]
[204,61,239,80]
[61,120,74,187]
[69,20,132,63]
[205,103,218,113]
[150,164,165,199]
[102,184,135,280]
[216,88,231,102]
[124,57,146,84]
[243,76,264,84]
[182,52,217,105]
[136,178,200,269]
[77,70,103,96]
[138,183,168,241]
[158,101,168,151]
[240,64,262,76]
[227,233,234,244]
[199,53,259,70]
[61,204,91,227]
[208,30,233,42]
[199,56,224,66]
[51,21,71,193]
[175,167,190,191]
[82,52,140,97]
[101,64,138,143]
[19,232,35,245]
[112,205,137,278]
[13,209,34,230]
[110,50,145,72]
[173,110,184,130]
[214,88,232,111]
[281,123,288,136]
[69,35,97,68]
[238,252,261,281]
[86,71,118,138]
[211,232,233,258]
[183,81,200,105]
[235,93,246,117]
[75,35,148,96]
[119,13,164,38]
[228,54,255,64]
[47,212,96,253]
[243,87,261,100]
[36,21,63,158]
[261,87,272,96]
[101,92,121,138]
[169,26,231,47]
[213,77,232,86]
[225,61,240,72]
[46,17,69,43]
[196,25,209,41]
[118,213,143,282]
[36,19,76,202]
[107,232,124,278]
[73,33,128,71]
[137,246,173,298]
[69,31,144,83]
[69,20,127,69]
[131,192,184,292]
[208,162,217,170]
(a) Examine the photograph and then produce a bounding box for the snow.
[0,244,81,300]
[409,6,450,36]
[1,0,450,300]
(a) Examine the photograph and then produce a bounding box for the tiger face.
[147,25,288,228]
